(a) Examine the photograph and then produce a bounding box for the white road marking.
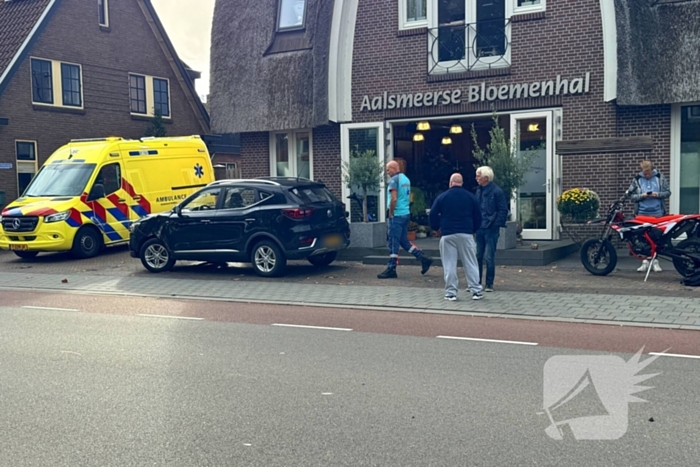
[321,392,333,395]
[22,306,79,312]
[649,352,700,360]
[136,314,204,321]
[272,323,352,331]
[436,335,538,346]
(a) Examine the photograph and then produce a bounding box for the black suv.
[129,177,350,277]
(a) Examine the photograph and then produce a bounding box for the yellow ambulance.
[0,136,214,259]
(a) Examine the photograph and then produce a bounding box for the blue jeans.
[476,227,499,287]
[387,214,424,268]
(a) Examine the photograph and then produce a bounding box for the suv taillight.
[282,208,314,220]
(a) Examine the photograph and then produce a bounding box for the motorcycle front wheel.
[580,239,618,276]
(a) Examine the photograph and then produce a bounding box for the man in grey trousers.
[429,173,484,301]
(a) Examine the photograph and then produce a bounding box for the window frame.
[98,0,110,27]
[30,58,54,105]
[513,0,545,15]
[129,73,171,118]
[276,0,307,31]
[61,63,82,107]
[153,78,171,117]
[427,0,513,75]
[399,0,428,30]
[15,140,38,198]
[269,129,314,179]
[129,74,147,115]
[30,57,84,109]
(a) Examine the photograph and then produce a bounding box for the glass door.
[341,123,386,223]
[678,105,700,214]
[510,111,554,240]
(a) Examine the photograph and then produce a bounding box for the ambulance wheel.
[140,238,175,273]
[71,227,103,259]
[14,251,39,259]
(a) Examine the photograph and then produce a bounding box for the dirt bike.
[580,191,700,280]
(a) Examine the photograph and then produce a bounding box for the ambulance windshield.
[24,163,97,197]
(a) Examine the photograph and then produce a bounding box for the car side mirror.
[173,205,182,216]
[87,183,105,201]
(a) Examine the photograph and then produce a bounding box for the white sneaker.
[637,260,649,272]
[652,260,662,272]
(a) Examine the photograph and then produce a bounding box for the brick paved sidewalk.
[1,247,698,298]
[0,268,699,331]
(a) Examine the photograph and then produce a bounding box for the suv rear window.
[289,186,338,204]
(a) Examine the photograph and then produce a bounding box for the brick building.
[210,0,700,241]
[0,0,210,207]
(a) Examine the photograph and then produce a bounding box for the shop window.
[31,58,83,108]
[679,105,700,214]
[270,131,312,179]
[428,0,511,74]
[277,0,306,31]
[129,74,171,118]
[98,0,109,27]
[16,141,37,197]
[400,0,428,30]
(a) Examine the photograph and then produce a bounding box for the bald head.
[449,173,463,188]
[386,160,400,177]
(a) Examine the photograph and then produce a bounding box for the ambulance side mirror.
[87,183,105,201]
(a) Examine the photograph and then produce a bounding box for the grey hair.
[476,166,494,181]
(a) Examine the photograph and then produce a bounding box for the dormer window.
[277,0,306,31]
[98,0,109,28]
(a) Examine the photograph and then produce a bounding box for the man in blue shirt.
[430,173,483,300]
[378,160,433,279]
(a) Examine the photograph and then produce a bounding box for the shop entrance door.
[341,123,386,223]
[510,111,554,240]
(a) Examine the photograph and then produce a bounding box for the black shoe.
[420,256,433,275]
[377,268,397,279]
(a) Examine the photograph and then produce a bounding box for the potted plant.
[557,188,600,246]
[342,148,386,248]
[416,225,429,239]
[407,220,419,241]
[471,114,539,250]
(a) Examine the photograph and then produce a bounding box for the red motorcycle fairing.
[635,214,685,224]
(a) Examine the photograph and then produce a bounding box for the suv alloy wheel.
[140,238,176,273]
[251,239,286,277]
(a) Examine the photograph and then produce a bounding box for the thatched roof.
[209,0,334,133]
[615,0,700,105]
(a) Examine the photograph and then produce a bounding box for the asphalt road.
[0,291,698,466]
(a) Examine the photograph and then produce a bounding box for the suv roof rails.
[207,179,281,187]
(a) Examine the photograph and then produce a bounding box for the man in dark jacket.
[475,166,508,292]
[430,173,483,300]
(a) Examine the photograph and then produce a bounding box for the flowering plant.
[557,188,600,222]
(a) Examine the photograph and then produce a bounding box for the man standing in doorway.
[475,166,508,292]
[377,161,433,279]
[430,173,483,300]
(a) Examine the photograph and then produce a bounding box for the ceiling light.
[417,121,431,131]
[441,136,452,145]
[449,124,463,134]
[413,133,425,142]
[527,123,540,132]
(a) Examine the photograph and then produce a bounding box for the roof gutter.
[0,0,59,96]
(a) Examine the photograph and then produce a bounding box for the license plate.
[324,235,343,247]
[10,244,28,251]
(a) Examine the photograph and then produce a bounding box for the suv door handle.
[245,218,256,222]
[200,219,211,224]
